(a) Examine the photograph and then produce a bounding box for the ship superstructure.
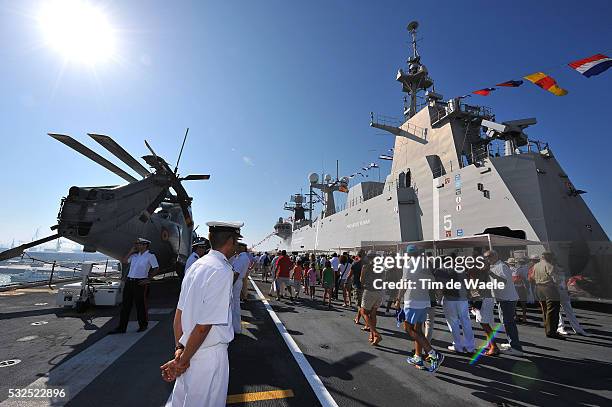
[273,22,611,298]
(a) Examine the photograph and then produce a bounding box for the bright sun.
[38,0,116,64]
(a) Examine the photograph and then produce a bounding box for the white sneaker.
[500,343,511,350]
[557,329,569,335]
[501,347,524,356]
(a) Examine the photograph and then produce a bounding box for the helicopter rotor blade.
[88,133,151,178]
[144,140,158,158]
[179,174,210,181]
[49,133,137,183]
[0,233,60,261]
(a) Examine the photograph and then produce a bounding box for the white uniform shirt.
[127,250,159,279]
[177,250,234,353]
[184,252,200,275]
[231,252,250,296]
[330,256,340,272]
[490,260,519,301]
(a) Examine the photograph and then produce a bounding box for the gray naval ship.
[274,21,611,299]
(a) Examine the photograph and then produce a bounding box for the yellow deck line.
[226,389,294,404]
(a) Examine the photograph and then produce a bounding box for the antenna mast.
[396,21,434,119]
[174,128,189,174]
[410,21,419,60]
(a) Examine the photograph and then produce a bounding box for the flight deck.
[1,276,611,407]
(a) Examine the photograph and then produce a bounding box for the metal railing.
[431,101,493,125]
[370,113,428,139]
[370,113,404,127]
[460,102,493,119]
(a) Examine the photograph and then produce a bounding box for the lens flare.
[469,323,503,365]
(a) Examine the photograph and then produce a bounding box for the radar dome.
[308,172,319,184]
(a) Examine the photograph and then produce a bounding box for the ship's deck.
[0,276,611,406]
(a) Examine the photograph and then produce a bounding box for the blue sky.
[1,0,611,250]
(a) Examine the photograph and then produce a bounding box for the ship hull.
[279,151,611,298]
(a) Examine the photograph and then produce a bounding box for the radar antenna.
[396,21,434,118]
[407,20,420,59]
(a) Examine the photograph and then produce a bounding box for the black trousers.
[118,279,149,331]
[333,273,340,299]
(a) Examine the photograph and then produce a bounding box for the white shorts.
[474,297,495,324]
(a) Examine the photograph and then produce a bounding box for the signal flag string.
[464,50,611,98]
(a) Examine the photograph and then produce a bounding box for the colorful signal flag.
[472,88,496,96]
[523,72,568,96]
[496,80,523,87]
[568,54,612,78]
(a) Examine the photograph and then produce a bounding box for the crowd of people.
[249,245,590,373]
[142,226,590,404]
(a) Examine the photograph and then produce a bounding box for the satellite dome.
[308,172,319,184]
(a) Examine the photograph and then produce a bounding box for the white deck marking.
[0,321,157,407]
[249,277,339,407]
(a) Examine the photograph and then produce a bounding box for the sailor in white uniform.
[110,237,159,334]
[162,221,243,407]
[230,243,250,334]
[184,239,210,277]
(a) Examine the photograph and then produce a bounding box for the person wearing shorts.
[306,263,317,300]
[469,260,500,356]
[338,255,352,307]
[359,252,383,345]
[274,250,293,300]
[322,261,335,308]
[395,245,444,372]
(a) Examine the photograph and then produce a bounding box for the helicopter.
[0,129,209,276]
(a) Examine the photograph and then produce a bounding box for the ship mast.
[397,21,433,119]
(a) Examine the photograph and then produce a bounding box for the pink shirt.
[307,268,317,284]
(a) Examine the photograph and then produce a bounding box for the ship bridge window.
[481,227,526,240]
